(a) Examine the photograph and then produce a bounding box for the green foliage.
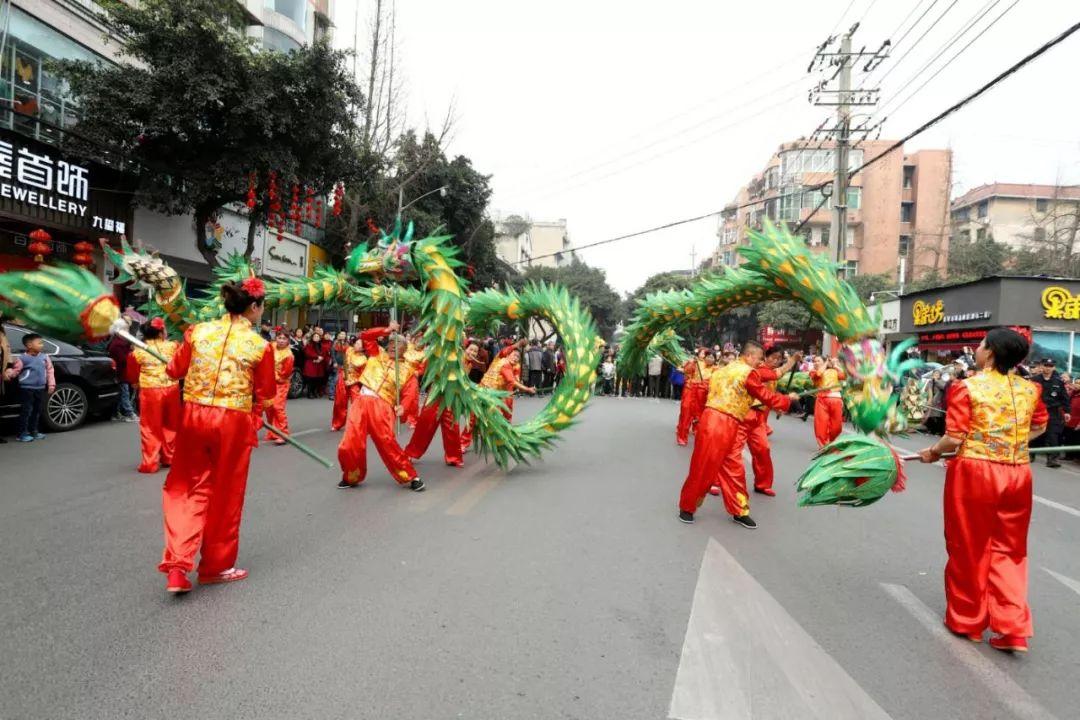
[755,300,820,331]
[516,259,623,340]
[624,271,695,316]
[56,0,372,264]
[845,273,893,301]
[947,235,1011,279]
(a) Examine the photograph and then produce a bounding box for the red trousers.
[814,396,844,447]
[331,374,348,430]
[742,407,773,491]
[462,397,513,450]
[137,385,180,473]
[405,402,463,465]
[401,376,420,428]
[338,390,418,485]
[263,381,290,441]
[679,409,750,517]
[943,457,1033,638]
[159,404,256,575]
[676,384,701,444]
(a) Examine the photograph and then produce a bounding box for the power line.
[876,0,958,85]
[516,18,1080,266]
[829,0,859,36]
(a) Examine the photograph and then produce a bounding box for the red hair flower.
[241,276,266,299]
[149,317,166,330]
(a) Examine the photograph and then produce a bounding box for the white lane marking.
[881,583,1058,720]
[891,445,1080,519]
[1043,567,1080,598]
[669,538,892,720]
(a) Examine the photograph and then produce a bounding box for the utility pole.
[808,23,887,354]
[690,245,697,276]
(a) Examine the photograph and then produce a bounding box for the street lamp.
[398,185,448,216]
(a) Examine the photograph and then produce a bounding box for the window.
[953,207,970,222]
[1036,198,1048,212]
[1034,227,1047,242]
[263,27,301,53]
[900,202,913,223]
[265,0,307,30]
[843,261,858,278]
[903,166,915,189]
[801,227,813,246]
[898,235,911,257]
[976,228,986,242]
[845,187,861,210]
[820,226,830,247]
[977,200,988,219]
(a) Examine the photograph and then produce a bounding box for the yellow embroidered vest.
[706,359,754,420]
[958,370,1040,464]
[358,348,417,405]
[343,347,367,387]
[481,356,518,392]
[697,364,715,386]
[182,315,268,412]
[272,347,293,383]
[401,343,426,375]
[134,340,179,389]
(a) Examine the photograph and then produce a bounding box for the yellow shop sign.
[1042,286,1080,320]
[912,299,944,326]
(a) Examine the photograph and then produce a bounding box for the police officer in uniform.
[1032,358,1068,468]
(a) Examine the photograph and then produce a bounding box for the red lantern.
[290,183,301,235]
[72,241,95,268]
[314,198,323,229]
[246,171,257,210]
[28,228,52,262]
[332,182,344,217]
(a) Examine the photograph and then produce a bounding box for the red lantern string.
[314,198,323,229]
[332,182,344,217]
[304,186,314,224]
[72,240,95,268]
[365,217,380,236]
[28,228,52,263]
[291,183,301,235]
[246,171,257,210]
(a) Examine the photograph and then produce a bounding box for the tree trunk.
[245,206,264,262]
[364,0,383,146]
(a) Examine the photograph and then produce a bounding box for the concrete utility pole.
[690,246,697,276]
[830,30,852,285]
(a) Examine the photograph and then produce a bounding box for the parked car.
[1,323,121,432]
[288,367,304,399]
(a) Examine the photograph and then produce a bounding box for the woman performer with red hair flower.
[158,276,276,595]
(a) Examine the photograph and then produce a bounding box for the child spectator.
[6,333,56,442]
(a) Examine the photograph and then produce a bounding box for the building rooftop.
[952,183,1080,210]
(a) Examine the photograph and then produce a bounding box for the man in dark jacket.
[107,326,138,422]
[541,341,556,392]
[526,341,544,389]
[1032,358,1068,467]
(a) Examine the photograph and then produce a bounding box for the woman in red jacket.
[302,331,328,398]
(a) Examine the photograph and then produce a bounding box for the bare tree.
[1015,182,1080,275]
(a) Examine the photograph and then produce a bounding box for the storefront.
[757,325,822,352]
[0,126,133,276]
[899,276,1080,371]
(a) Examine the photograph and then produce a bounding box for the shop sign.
[912,298,990,326]
[918,325,1031,346]
[1041,286,1080,320]
[0,128,131,235]
[263,235,308,278]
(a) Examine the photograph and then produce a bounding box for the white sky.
[334,0,1080,294]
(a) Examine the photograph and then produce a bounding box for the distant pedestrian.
[108,322,138,422]
[526,341,544,389]
[647,354,663,397]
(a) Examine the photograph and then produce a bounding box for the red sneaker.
[446,459,465,468]
[137,464,159,474]
[755,487,776,497]
[948,627,983,643]
[676,440,688,446]
[708,485,721,496]
[198,567,249,585]
[166,569,192,594]
[989,635,1028,653]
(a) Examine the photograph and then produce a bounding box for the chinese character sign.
[1042,286,1080,320]
[912,299,945,327]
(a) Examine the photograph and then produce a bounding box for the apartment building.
[950,183,1080,249]
[711,139,952,284]
[494,215,576,269]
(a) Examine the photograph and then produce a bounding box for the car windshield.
[3,324,86,357]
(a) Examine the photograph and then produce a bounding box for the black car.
[2,323,121,432]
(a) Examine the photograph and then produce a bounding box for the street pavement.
[2,395,1080,720]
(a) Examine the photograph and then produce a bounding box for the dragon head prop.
[346,217,418,283]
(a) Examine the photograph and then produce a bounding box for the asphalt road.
[2,396,1079,720]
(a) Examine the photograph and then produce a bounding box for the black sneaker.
[409,478,426,492]
[732,515,758,529]
[337,479,358,489]
[678,510,694,524]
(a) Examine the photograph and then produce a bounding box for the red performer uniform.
[941,370,1047,641]
[810,365,845,447]
[462,346,521,450]
[398,342,425,428]
[159,315,276,581]
[332,346,365,431]
[337,327,419,487]
[676,359,704,445]
[742,365,779,492]
[678,359,791,518]
[404,358,464,467]
[126,339,181,473]
[263,346,294,444]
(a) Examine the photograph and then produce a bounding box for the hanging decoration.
[28,228,53,263]
[72,241,95,268]
[365,217,380,236]
[246,171,257,210]
[267,171,283,242]
[314,198,323,229]
[304,185,314,227]
[332,182,344,217]
[290,183,301,236]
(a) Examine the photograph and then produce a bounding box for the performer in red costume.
[263,329,295,445]
[677,341,797,529]
[332,336,364,431]
[676,350,708,446]
[810,355,846,447]
[405,335,467,468]
[739,345,802,496]
[461,340,535,450]
[689,351,717,436]
[126,317,180,474]
[336,322,425,491]
[398,333,425,428]
[919,328,1048,654]
[159,278,276,594]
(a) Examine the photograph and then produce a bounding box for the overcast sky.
[334,0,1080,294]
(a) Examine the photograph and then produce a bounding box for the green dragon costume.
[617,220,927,507]
[0,221,601,469]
